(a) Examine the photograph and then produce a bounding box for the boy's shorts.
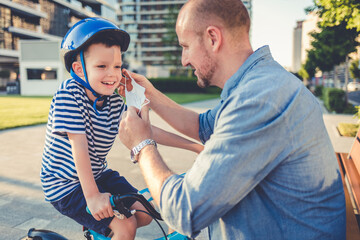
[51,169,138,237]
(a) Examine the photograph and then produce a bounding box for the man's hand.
[119,106,153,150]
[117,73,132,97]
[121,69,155,97]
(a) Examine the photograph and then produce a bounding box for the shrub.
[323,88,346,113]
[314,85,324,98]
[337,123,360,137]
[343,103,357,114]
[149,77,221,94]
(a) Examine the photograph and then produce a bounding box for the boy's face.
[76,43,123,97]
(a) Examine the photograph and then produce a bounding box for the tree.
[350,59,360,81]
[304,49,317,79]
[304,20,359,103]
[162,6,182,67]
[309,21,359,73]
[298,64,310,82]
[309,0,360,31]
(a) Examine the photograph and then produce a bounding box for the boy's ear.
[72,61,84,77]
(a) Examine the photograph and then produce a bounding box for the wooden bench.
[336,129,360,239]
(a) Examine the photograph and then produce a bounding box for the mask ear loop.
[125,70,150,115]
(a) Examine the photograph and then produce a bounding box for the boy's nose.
[107,68,116,76]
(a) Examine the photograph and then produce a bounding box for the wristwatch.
[130,139,157,163]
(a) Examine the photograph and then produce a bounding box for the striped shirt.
[40,78,126,202]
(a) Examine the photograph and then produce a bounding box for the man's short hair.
[187,0,250,34]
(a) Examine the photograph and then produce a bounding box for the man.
[119,0,346,239]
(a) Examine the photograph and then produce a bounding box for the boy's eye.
[97,65,106,68]
[115,66,121,69]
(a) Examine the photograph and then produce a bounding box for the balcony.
[138,9,168,15]
[119,1,136,6]
[7,26,62,41]
[138,28,167,33]
[119,0,184,7]
[138,1,185,6]
[137,38,162,43]
[80,0,116,11]
[0,0,47,18]
[51,0,98,18]
[138,19,165,24]
[141,46,178,52]
[0,48,20,60]
[138,55,166,61]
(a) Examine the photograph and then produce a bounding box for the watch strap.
[130,139,157,163]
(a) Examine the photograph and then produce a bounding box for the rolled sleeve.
[198,102,222,144]
[160,174,201,237]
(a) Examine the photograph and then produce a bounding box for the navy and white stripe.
[40,78,126,202]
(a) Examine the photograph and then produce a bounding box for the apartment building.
[0,0,118,89]
[118,0,252,77]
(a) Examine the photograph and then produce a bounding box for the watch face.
[130,149,137,163]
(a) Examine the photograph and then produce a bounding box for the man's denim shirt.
[160,46,346,240]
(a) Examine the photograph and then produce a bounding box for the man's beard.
[196,51,216,88]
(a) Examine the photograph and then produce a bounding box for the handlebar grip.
[86,196,115,216]
[85,193,163,221]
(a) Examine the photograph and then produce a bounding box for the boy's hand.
[86,192,113,221]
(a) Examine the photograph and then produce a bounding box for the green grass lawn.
[0,93,219,131]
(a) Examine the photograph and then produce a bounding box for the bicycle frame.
[27,188,191,240]
[84,188,190,240]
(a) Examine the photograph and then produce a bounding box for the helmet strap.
[70,50,105,115]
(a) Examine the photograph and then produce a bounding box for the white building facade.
[291,12,319,73]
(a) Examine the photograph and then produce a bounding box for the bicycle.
[25,188,206,240]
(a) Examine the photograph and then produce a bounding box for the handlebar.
[86,192,162,221]
[112,193,162,220]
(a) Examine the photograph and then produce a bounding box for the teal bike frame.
[84,188,190,240]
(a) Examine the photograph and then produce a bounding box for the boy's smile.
[78,43,123,103]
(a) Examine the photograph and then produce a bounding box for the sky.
[251,0,315,69]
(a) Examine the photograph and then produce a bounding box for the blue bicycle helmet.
[60,17,130,115]
[61,17,130,73]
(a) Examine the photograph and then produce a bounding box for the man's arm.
[119,106,175,206]
[68,133,113,221]
[138,145,173,206]
[122,70,201,142]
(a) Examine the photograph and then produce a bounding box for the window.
[27,68,57,80]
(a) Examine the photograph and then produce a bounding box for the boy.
[40,17,202,240]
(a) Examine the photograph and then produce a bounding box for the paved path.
[0,98,357,239]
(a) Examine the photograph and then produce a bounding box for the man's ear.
[206,26,222,52]
[72,61,84,77]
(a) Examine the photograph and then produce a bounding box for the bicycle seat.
[27,228,68,240]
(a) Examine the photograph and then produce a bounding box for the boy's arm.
[67,132,113,221]
[151,125,204,154]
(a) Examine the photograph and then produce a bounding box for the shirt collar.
[220,45,272,100]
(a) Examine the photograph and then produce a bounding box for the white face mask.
[124,70,150,112]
